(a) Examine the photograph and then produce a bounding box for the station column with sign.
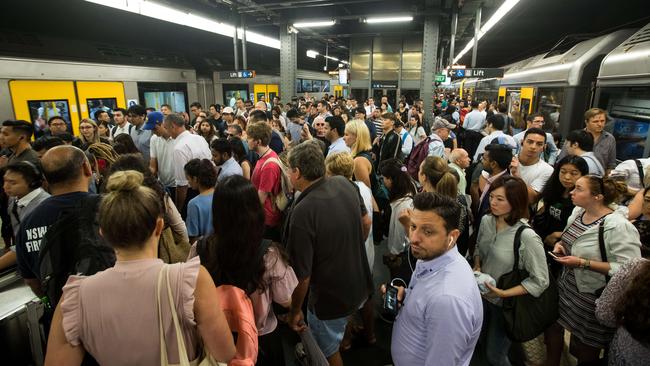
[280,24,297,101]
[419,0,440,118]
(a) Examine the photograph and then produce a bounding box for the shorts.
[307,309,348,358]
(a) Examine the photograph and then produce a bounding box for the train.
[0,56,341,138]
[447,23,650,161]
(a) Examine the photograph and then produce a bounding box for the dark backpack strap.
[635,159,645,188]
[598,218,611,283]
[512,225,529,271]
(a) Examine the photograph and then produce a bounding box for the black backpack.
[38,195,116,309]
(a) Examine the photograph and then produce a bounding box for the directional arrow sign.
[448,68,503,79]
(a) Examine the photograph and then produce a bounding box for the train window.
[312,81,322,93]
[87,98,117,120]
[322,80,330,93]
[143,91,186,113]
[536,88,564,130]
[598,86,650,160]
[223,84,249,106]
[296,79,302,94]
[301,80,313,93]
[27,100,72,139]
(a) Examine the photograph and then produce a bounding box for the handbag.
[497,225,559,342]
[156,265,224,366]
[295,329,329,366]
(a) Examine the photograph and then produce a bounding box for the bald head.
[41,145,90,189]
[449,148,470,169]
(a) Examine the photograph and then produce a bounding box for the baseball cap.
[222,106,234,114]
[142,111,164,130]
[431,116,456,131]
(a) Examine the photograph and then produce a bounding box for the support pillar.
[241,14,248,70]
[420,12,439,121]
[471,6,481,68]
[449,9,458,67]
[232,12,239,70]
[280,24,297,102]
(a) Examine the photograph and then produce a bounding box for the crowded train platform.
[0,0,649,365]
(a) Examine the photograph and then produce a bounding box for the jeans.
[481,300,512,366]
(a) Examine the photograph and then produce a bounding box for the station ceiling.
[0,0,649,75]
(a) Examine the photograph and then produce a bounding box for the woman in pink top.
[194,175,298,366]
[45,170,235,366]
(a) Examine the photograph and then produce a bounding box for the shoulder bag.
[497,225,559,342]
[157,265,224,366]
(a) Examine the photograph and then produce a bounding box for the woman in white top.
[407,114,427,145]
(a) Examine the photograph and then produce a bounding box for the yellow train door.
[9,80,80,137]
[76,81,127,120]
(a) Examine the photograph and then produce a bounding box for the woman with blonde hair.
[45,170,235,365]
[343,119,374,190]
[78,119,108,149]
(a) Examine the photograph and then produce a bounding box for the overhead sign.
[219,70,256,79]
[371,80,398,89]
[447,68,504,79]
[435,74,447,83]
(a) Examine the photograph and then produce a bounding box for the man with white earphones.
[385,192,483,366]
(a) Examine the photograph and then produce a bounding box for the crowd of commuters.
[0,91,647,366]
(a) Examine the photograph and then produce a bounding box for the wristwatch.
[581,258,591,269]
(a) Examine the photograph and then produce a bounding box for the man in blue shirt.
[389,192,483,366]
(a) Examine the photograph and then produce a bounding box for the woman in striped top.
[545,175,641,365]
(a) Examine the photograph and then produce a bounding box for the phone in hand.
[547,251,565,259]
[383,283,399,315]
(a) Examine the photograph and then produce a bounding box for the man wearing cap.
[144,111,177,197]
[428,117,456,159]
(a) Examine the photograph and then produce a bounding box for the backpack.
[38,195,116,309]
[405,136,431,180]
[111,124,134,137]
[261,157,294,212]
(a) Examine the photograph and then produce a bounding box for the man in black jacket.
[374,112,402,174]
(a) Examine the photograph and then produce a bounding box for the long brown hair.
[614,260,650,344]
[488,175,529,225]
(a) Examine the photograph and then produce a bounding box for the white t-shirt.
[173,131,212,186]
[518,158,554,193]
[112,122,133,138]
[150,135,176,188]
[355,181,374,272]
[611,158,650,191]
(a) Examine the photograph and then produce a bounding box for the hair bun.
[106,170,144,192]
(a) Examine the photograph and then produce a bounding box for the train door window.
[296,79,303,94]
[76,82,126,120]
[312,81,322,93]
[223,84,248,107]
[9,80,80,137]
[27,100,72,139]
[138,82,188,113]
[536,88,564,131]
[597,86,650,160]
[322,81,330,93]
[86,98,117,121]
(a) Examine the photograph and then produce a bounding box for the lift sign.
[448,68,504,78]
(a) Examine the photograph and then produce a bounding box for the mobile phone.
[383,283,399,315]
[547,251,564,259]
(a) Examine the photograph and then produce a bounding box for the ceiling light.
[306,50,319,58]
[84,0,280,49]
[452,0,521,64]
[365,16,413,24]
[292,20,335,28]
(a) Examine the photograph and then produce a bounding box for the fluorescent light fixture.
[365,16,413,24]
[292,20,335,28]
[452,0,520,64]
[324,55,339,62]
[306,50,319,58]
[84,0,280,49]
